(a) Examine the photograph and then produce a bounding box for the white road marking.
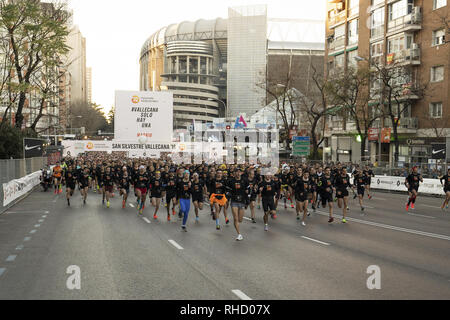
[42,215,47,218]
[243,217,252,221]
[30,230,37,234]
[316,210,450,241]
[0,268,5,277]
[168,240,184,250]
[129,203,135,208]
[34,224,41,228]
[6,255,17,262]
[142,217,151,224]
[422,205,442,209]
[24,237,31,242]
[45,211,49,214]
[407,213,435,219]
[301,236,330,246]
[38,219,44,223]
[363,206,375,209]
[16,245,24,251]
[232,290,252,300]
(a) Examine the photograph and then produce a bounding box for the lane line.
[168,240,184,250]
[38,219,44,223]
[407,213,435,219]
[23,237,31,242]
[232,290,252,300]
[16,245,24,251]
[0,268,5,277]
[316,211,450,241]
[34,224,41,228]
[30,230,37,234]
[129,204,135,208]
[142,217,151,224]
[243,217,252,221]
[422,205,442,209]
[42,215,47,218]
[301,236,330,246]
[6,255,17,262]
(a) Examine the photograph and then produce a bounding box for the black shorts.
[166,193,176,202]
[295,193,307,203]
[192,194,204,203]
[151,192,162,199]
[262,197,276,213]
[336,189,349,198]
[444,187,450,193]
[357,186,365,196]
[408,187,418,193]
[67,183,76,190]
[321,192,333,206]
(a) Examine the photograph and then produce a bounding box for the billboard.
[115,91,173,142]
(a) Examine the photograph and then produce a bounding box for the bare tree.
[325,66,382,160]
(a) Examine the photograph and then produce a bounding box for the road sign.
[292,136,310,157]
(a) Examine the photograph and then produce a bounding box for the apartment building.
[324,0,449,165]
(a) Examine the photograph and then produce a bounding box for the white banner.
[3,171,42,207]
[115,91,173,142]
[371,175,445,195]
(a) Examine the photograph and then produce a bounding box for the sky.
[68,0,326,115]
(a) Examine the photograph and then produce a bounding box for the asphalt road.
[0,187,449,300]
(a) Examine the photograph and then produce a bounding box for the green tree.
[0,0,71,129]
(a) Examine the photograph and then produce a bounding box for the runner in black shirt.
[405,166,423,211]
[318,167,335,223]
[245,169,259,223]
[363,166,375,200]
[227,168,249,241]
[150,171,164,220]
[440,168,450,211]
[293,171,311,226]
[259,174,278,232]
[102,167,115,209]
[63,165,76,207]
[353,168,367,212]
[334,167,351,223]
[163,171,177,219]
[78,168,90,205]
[118,167,132,209]
[135,166,150,215]
[191,173,206,222]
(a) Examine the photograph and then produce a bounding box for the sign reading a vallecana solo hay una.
[114,91,173,142]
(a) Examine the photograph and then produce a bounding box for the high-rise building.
[66,25,87,105]
[324,0,449,164]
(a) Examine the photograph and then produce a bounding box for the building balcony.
[387,7,422,36]
[328,120,358,134]
[329,10,346,29]
[386,47,421,66]
[328,37,346,52]
[373,117,418,133]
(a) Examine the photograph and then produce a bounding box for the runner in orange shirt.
[53,162,63,194]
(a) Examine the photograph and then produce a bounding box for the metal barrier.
[0,157,47,214]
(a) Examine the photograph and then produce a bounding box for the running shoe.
[54,189,57,194]
[178,212,182,219]
[226,218,230,225]
[195,216,200,223]
[258,205,261,210]
[83,199,86,205]
[291,204,295,209]
[216,225,221,230]
[328,217,334,223]
[112,193,115,198]
[139,209,143,215]
[164,203,167,207]
[107,201,110,208]
[264,224,269,231]
[67,199,70,206]
[284,204,287,209]
[301,221,306,227]
[307,211,311,217]
[368,195,372,200]
[122,200,125,209]
[353,194,357,200]
[361,207,365,212]
[153,214,158,220]
[172,208,176,216]
[411,203,415,210]
[181,226,187,232]
[405,203,409,211]
[296,215,300,220]
[102,199,105,205]
[446,205,449,209]
[236,234,243,241]
[252,218,256,224]
[342,218,347,224]
[167,215,171,222]
[347,207,350,211]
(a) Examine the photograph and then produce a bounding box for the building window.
[348,0,359,16]
[388,0,413,21]
[371,7,385,38]
[372,0,384,6]
[179,57,187,74]
[335,53,345,69]
[347,50,358,69]
[430,102,443,118]
[433,0,447,10]
[370,40,384,65]
[200,57,207,74]
[431,66,444,82]
[190,57,198,74]
[347,19,358,46]
[432,29,445,46]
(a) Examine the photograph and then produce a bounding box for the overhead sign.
[24,138,44,158]
[431,144,446,160]
[115,91,173,142]
[292,136,310,157]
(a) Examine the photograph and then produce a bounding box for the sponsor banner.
[24,138,44,158]
[381,128,391,143]
[371,176,445,195]
[368,128,379,141]
[431,144,446,160]
[63,140,178,154]
[115,91,173,142]
[3,171,42,207]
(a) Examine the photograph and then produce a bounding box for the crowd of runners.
[45,156,450,241]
